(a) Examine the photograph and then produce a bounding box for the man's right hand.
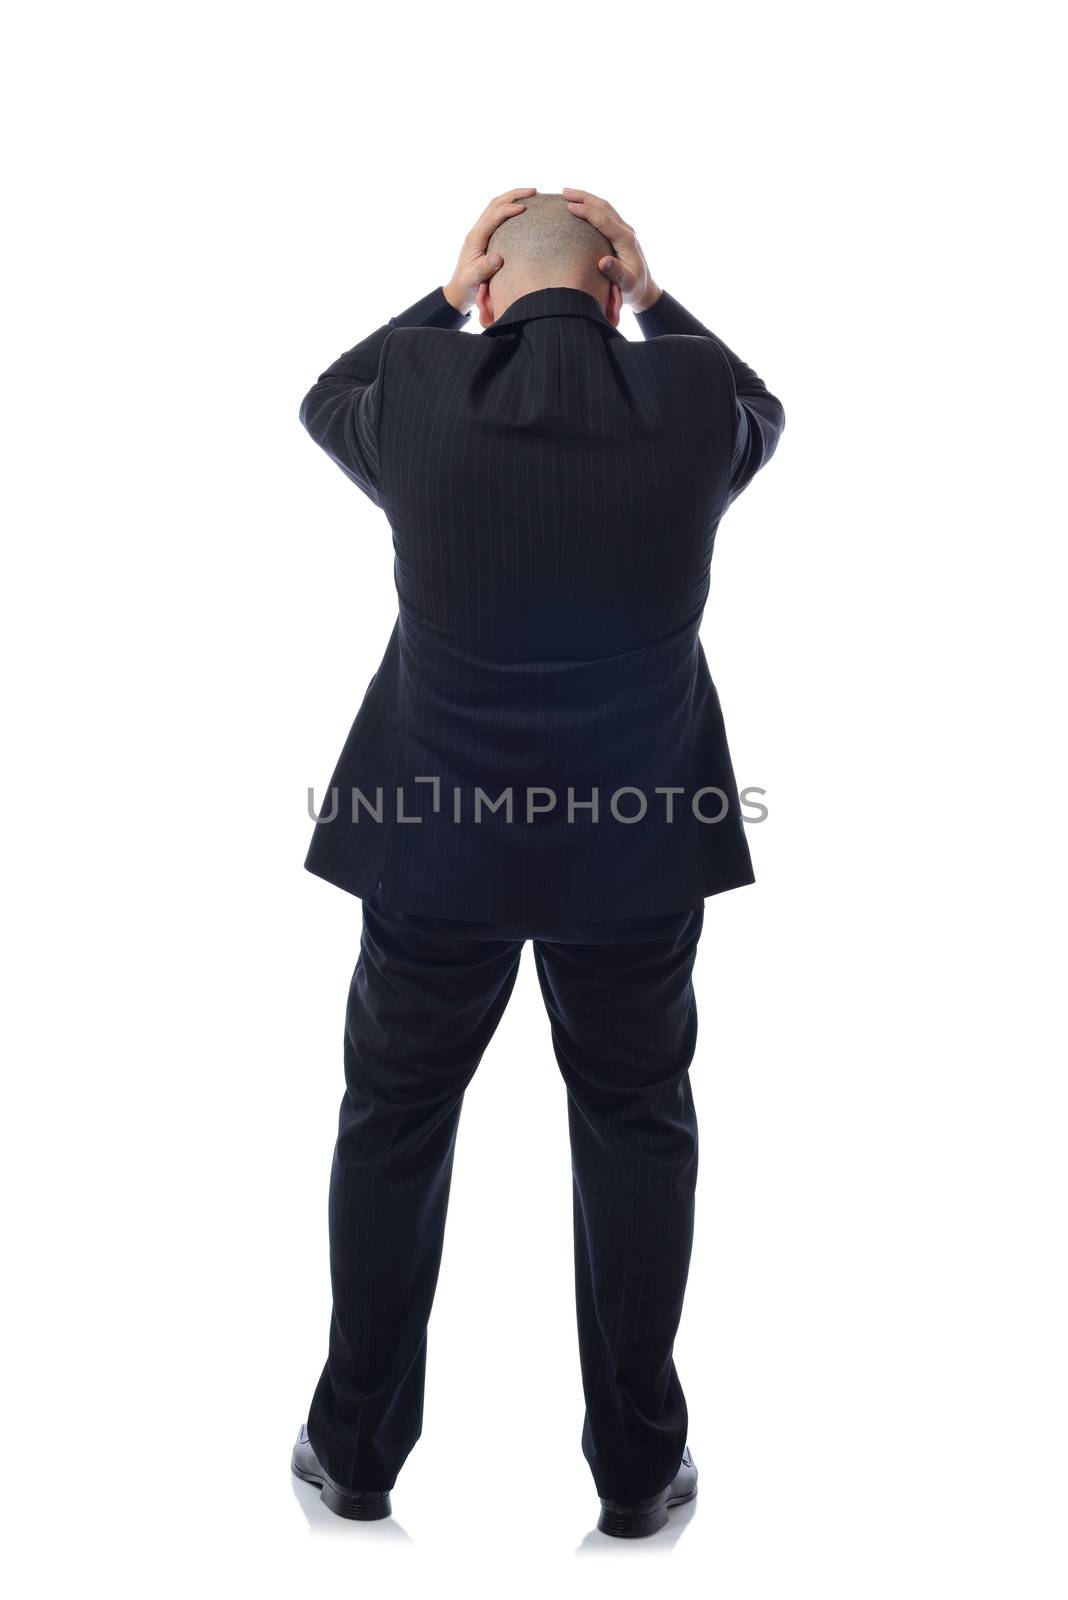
[443,188,538,314]
[562,188,662,313]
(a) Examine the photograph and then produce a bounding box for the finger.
[564,194,628,246]
[597,256,636,294]
[472,251,504,283]
[562,187,617,223]
[572,200,629,236]
[470,199,529,252]
[480,188,536,226]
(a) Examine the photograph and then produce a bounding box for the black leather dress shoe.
[597,1445,698,1538]
[290,1424,392,1521]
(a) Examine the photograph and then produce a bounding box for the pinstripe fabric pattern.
[300,285,784,921]
[306,888,704,1502]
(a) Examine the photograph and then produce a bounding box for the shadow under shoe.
[290,1424,392,1521]
[597,1445,698,1538]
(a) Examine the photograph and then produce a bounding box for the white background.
[3,1,1065,1594]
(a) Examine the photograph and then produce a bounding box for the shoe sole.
[293,1452,693,1533]
[291,1458,392,1521]
[598,1482,698,1538]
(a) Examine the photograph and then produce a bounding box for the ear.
[476,281,495,328]
[604,281,623,328]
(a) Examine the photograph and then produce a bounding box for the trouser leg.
[532,909,704,1503]
[307,899,523,1491]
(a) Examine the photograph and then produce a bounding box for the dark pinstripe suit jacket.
[299,284,784,921]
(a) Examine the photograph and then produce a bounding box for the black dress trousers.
[307,887,705,1503]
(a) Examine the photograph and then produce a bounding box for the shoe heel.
[597,1503,670,1538]
[319,1483,392,1521]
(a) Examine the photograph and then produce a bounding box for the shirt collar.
[483,286,622,337]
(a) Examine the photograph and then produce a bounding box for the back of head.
[487,193,612,307]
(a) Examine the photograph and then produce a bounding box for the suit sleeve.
[299,286,470,504]
[634,289,785,504]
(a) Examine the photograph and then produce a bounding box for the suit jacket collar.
[484,286,622,337]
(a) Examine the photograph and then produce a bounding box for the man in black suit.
[291,188,785,1537]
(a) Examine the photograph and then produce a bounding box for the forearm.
[634,289,771,403]
[635,289,785,498]
[298,287,469,499]
[300,286,468,424]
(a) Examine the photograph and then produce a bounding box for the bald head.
[484,192,614,318]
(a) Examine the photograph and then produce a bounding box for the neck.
[490,276,607,320]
